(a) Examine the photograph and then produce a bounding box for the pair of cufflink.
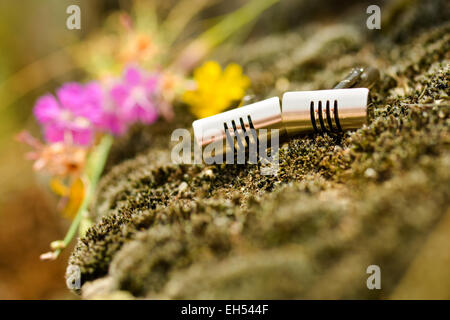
[192,67,379,150]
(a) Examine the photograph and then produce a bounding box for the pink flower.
[16,131,87,177]
[32,67,161,143]
[96,85,129,136]
[34,82,103,146]
[110,66,159,125]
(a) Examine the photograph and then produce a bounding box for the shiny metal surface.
[281,88,369,135]
[192,97,283,148]
[334,67,380,89]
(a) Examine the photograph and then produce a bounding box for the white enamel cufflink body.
[282,88,369,135]
[192,67,379,150]
[192,88,368,148]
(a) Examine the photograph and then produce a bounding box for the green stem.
[173,0,279,71]
[53,134,114,259]
[199,0,280,49]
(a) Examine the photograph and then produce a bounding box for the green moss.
[153,156,449,299]
[67,2,450,299]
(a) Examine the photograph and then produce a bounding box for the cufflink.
[192,67,378,151]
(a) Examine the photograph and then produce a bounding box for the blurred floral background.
[0,0,286,299]
[0,0,108,299]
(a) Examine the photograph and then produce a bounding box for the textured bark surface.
[67,0,450,299]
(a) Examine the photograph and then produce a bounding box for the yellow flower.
[183,61,250,119]
[50,177,85,219]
